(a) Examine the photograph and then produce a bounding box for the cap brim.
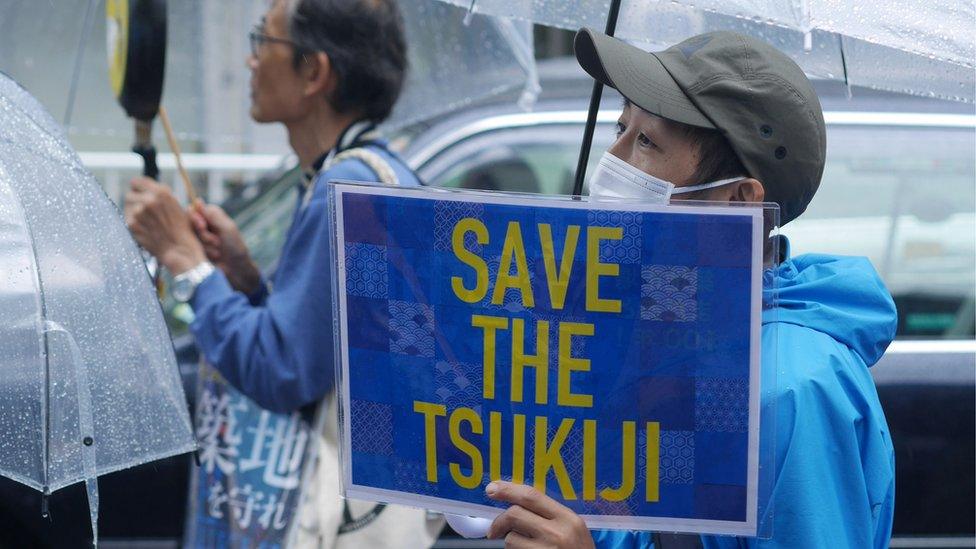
[574,28,715,129]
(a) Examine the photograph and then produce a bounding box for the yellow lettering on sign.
[539,224,580,310]
[582,419,597,501]
[413,401,447,483]
[511,319,549,405]
[449,407,484,489]
[600,421,636,502]
[489,411,502,481]
[646,421,660,502]
[557,322,594,408]
[451,218,489,303]
[471,314,508,399]
[533,416,577,500]
[492,221,534,307]
[512,413,526,484]
[586,226,623,313]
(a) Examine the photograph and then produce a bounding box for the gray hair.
[284,0,408,122]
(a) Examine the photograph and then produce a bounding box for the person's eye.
[637,132,654,148]
[614,122,626,138]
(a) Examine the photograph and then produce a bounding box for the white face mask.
[587,151,744,202]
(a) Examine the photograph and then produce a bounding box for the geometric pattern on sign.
[659,430,695,485]
[434,201,485,252]
[587,210,642,264]
[695,377,749,433]
[350,399,394,455]
[389,300,435,357]
[641,265,698,322]
[345,243,388,298]
[590,496,635,517]
[531,310,587,358]
[395,460,437,495]
[560,421,586,481]
[434,360,483,413]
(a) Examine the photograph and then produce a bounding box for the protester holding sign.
[480,30,897,548]
[125,0,444,546]
[334,177,771,541]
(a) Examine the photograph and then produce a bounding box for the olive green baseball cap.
[575,29,826,225]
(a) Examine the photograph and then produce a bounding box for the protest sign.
[184,365,312,547]
[331,183,765,535]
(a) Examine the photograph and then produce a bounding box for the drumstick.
[157,105,199,204]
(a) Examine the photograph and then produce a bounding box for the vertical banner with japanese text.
[330,184,766,536]
[184,365,312,547]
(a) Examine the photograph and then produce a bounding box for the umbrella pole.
[62,0,99,126]
[571,0,623,197]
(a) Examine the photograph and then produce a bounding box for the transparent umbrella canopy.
[0,72,195,542]
[0,0,536,156]
[437,0,975,103]
[435,0,975,194]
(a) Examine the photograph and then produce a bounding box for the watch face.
[171,278,192,302]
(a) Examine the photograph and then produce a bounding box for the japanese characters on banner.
[184,365,312,547]
[331,184,765,536]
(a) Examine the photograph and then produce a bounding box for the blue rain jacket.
[594,244,897,549]
[189,142,420,413]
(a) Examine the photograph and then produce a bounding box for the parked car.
[1,59,972,548]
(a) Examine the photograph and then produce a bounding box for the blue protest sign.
[331,184,764,535]
[184,365,312,547]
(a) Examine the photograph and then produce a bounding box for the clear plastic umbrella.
[0,0,537,156]
[0,72,196,543]
[433,0,975,194]
[436,0,975,103]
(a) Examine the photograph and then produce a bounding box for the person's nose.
[246,53,258,71]
[607,131,631,162]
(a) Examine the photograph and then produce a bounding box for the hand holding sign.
[486,481,595,548]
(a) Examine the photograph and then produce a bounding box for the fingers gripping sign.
[486,481,594,549]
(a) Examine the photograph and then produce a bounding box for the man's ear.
[302,51,337,99]
[732,178,765,203]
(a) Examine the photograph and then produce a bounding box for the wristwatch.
[171,261,215,303]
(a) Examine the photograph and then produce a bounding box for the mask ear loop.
[670,176,747,195]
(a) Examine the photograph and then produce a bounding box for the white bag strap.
[301,147,400,210]
[327,148,400,187]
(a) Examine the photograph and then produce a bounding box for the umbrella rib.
[1,175,54,509]
[463,0,477,25]
[839,34,852,100]
[62,0,99,127]
[27,218,52,512]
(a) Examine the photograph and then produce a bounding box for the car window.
[235,168,301,270]
[422,124,616,196]
[420,120,975,340]
[782,125,975,339]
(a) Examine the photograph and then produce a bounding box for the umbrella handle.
[130,120,163,291]
[133,143,159,180]
[133,118,159,180]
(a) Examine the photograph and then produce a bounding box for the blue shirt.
[189,142,420,413]
[593,246,897,549]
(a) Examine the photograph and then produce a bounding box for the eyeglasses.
[249,26,303,58]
